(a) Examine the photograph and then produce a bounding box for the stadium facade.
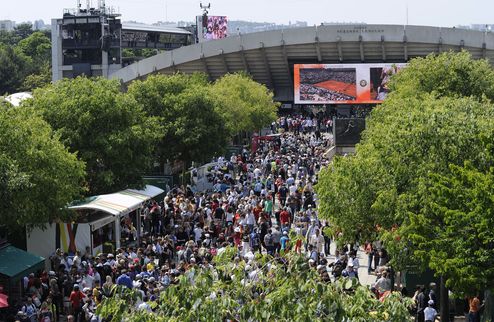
[109,24,494,102]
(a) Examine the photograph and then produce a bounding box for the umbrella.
[0,293,8,308]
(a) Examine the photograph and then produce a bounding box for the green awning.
[0,246,45,282]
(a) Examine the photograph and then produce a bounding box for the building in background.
[457,24,494,31]
[0,20,15,32]
[52,1,192,81]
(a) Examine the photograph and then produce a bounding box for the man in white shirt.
[424,300,437,322]
[81,272,94,290]
[309,229,325,255]
[374,271,392,293]
[193,224,203,243]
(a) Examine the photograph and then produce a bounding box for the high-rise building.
[0,20,15,31]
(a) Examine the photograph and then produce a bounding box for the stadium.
[110,24,494,103]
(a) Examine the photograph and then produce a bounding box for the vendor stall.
[27,185,164,259]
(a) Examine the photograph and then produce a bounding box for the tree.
[17,31,52,91]
[17,31,51,64]
[0,31,52,94]
[0,30,21,46]
[14,23,34,40]
[28,77,162,195]
[21,64,51,91]
[389,50,494,100]
[96,251,412,321]
[408,163,494,295]
[316,51,494,295]
[128,73,229,165]
[0,45,31,95]
[0,102,85,229]
[211,73,279,134]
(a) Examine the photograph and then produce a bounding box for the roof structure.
[122,23,191,35]
[68,185,164,216]
[110,24,494,101]
[0,246,44,282]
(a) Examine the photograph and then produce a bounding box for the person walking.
[69,285,85,322]
[424,300,438,322]
[415,285,427,322]
[468,295,481,322]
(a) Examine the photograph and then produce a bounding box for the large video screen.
[203,16,228,41]
[294,63,406,104]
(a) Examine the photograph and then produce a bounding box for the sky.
[1,0,493,27]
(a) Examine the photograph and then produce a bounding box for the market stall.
[27,185,164,258]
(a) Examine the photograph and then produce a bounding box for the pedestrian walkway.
[323,243,376,286]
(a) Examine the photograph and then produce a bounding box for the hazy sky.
[1,0,493,27]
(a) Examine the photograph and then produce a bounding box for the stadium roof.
[122,23,191,35]
[110,24,494,102]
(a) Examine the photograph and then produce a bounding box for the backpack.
[250,232,260,248]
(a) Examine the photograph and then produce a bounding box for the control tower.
[52,0,192,81]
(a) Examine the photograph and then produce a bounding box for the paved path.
[324,242,376,286]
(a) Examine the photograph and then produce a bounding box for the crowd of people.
[299,83,355,102]
[7,113,474,322]
[6,116,336,322]
[300,68,356,85]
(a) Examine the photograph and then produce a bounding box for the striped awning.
[68,185,164,216]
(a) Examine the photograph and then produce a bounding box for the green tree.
[316,51,494,295]
[0,102,85,229]
[17,31,52,91]
[96,251,412,321]
[21,63,51,91]
[17,31,51,64]
[28,77,162,195]
[211,73,279,134]
[128,73,229,165]
[0,45,31,95]
[0,31,52,94]
[389,50,494,100]
[0,30,21,46]
[407,163,494,295]
[14,23,34,39]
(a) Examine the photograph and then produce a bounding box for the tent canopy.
[68,185,164,217]
[0,246,45,282]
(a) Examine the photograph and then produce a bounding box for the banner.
[196,15,228,42]
[294,63,407,104]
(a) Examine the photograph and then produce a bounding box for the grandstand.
[110,24,494,103]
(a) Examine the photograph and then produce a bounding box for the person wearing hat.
[280,230,290,252]
[342,262,358,279]
[423,300,437,322]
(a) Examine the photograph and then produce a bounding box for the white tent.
[27,185,164,258]
[68,185,164,216]
[4,92,32,107]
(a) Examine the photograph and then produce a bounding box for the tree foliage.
[211,73,279,134]
[316,51,494,295]
[409,163,494,294]
[389,50,494,100]
[128,72,278,166]
[0,28,52,95]
[28,77,162,195]
[96,252,412,321]
[128,73,227,165]
[0,44,30,94]
[0,102,85,229]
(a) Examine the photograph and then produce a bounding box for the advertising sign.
[294,63,406,104]
[196,15,228,42]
